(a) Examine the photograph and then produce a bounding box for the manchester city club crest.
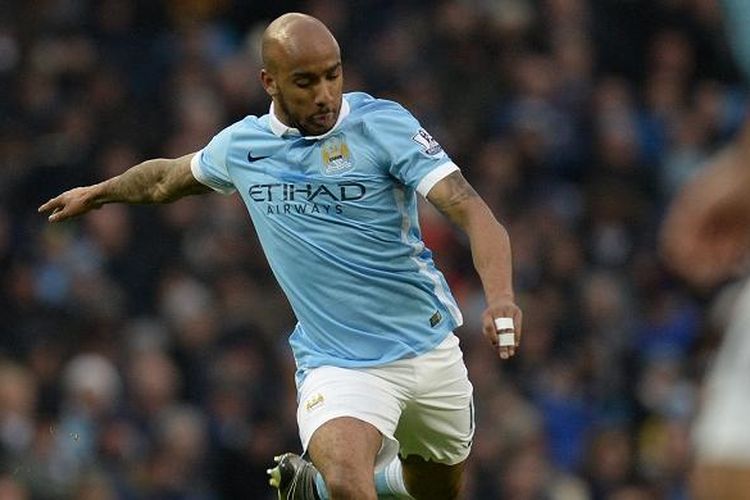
[320,135,354,176]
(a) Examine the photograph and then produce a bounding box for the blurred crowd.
[1,0,747,498]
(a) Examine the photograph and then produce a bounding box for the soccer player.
[39,13,522,500]
[660,1,750,498]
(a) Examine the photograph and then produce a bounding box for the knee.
[322,465,374,499]
[402,456,466,500]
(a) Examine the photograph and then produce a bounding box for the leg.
[308,416,382,500]
[401,455,466,500]
[390,334,474,499]
[270,365,409,499]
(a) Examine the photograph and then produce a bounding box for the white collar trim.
[268,97,350,140]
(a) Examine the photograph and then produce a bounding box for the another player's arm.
[38,152,211,222]
[427,170,522,359]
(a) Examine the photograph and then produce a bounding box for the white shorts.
[693,278,750,465]
[296,333,474,471]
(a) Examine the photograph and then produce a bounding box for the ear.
[260,69,277,97]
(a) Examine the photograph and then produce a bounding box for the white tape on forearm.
[498,332,515,347]
[494,317,514,331]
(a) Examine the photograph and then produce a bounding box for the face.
[262,46,343,136]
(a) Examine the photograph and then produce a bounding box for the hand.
[660,146,750,287]
[38,185,103,222]
[481,297,523,360]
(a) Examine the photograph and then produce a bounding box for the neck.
[272,97,304,132]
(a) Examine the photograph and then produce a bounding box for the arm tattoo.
[101,154,208,204]
[111,161,167,202]
[430,171,480,214]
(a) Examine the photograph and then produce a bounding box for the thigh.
[308,416,382,491]
[400,454,467,500]
[394,335,475,466]
[296,366,405,470]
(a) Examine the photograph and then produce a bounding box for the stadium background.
[0,0,745,498]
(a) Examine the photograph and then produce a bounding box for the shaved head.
[262,13,340,74]
[259,13,344,136]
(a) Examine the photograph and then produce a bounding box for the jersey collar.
[269,96,350,140]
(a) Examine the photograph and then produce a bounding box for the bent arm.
[38,152,212,222]
[426,170,522,358]
[660,125,750,287]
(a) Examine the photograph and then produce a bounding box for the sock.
[314,473,328,500]
[313,455,411,499]
[375,455,411,497]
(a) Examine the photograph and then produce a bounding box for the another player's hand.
[38,185,103,222]
[660,146,750,287]
[482,297,522,360]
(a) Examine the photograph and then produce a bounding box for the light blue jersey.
[191,92,463,385]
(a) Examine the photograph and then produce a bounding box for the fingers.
[38,197,60,215]
[38,197,67,222]
[47,207,67,222]
[483,307,522,361]
[38,187,98,222]
[494,317,515,359]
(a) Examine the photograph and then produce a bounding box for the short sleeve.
[366,104,459,197]
[190,125,237,195]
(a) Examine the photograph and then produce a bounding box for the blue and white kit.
[191,92,464,386]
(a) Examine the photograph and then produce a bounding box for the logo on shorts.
[305,393,325,412]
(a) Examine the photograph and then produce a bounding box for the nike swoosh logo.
[247,151,271,162]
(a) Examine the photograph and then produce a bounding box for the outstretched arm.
[38,152,212,222]
[427,170,522,360]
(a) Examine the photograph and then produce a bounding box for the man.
[39,13,522,500]
[660,1,750,498]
